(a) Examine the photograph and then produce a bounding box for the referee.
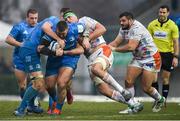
[148,5,179,106]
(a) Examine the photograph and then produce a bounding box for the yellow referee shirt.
[148,19,179,53]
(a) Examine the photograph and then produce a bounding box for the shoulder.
[167,19,178,26]
[148,19,158,26]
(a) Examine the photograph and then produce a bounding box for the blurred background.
[0,0,180,99]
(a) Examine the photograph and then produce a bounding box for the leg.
[14,69,27,99]
[45,75,58,114]
[54,67,74,114]
[161,70,171,99]
[141,70,165,112]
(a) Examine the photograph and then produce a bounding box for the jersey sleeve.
[171,23,179,39]
[9,24,21,39]
[79,16,98,30]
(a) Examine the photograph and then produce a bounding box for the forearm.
[173,39,179,56]
[114,45,133,53]
[63,47,84,55]
[89,29,105,41]
[5,35,22,47]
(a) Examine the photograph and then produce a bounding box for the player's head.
[119,12,134,30]
[158,5,170,22]
[60,7,71,20]
[63,10,78,23]
[26,8,38,26]
[56,21,68,39]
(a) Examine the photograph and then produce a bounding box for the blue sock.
[27,82,35,107]
[19,86,38,111]
[56,102,64,110]
[49,96,53,108]
[20,88,26,99]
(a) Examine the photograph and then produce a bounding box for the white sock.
[111,90,126,103]
[127,86,135,97]
[151,88,161,101]
[103,73,124,93]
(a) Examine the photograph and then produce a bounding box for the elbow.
[102,26,106,34]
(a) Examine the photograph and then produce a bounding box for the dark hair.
[119,12,134,20]
[159,5,170,12]
[60,7,71,14]
[26,8,38,17]
[56,21,68,32]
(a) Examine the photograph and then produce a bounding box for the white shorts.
[88,45,114,69]
[129,51,161,72]
[88,45,114,85]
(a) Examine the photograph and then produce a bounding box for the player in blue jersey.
[5,9,43,113]
[45,8,75,115]
[42,21,86,115]
[13,15,65,116]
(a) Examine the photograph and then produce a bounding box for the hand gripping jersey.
[118,20,158,63]
[45,22,85,76]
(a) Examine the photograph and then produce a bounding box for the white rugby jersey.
[79,16,106,48]
[118,20,158,62]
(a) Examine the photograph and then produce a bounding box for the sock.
[19,86,38,111]
[27,81,36,107]
[111,90,126,103]
[20,88,26,99]
[49,96,53,108]
[152,82,159,92]
[127,86,135,97]
[56,102,64,110]
[162,84,169,99]
[103,73,124,93]
[150,88,161,101]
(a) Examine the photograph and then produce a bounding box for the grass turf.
[0,101,180,120]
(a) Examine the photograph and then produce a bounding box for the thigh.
[14,69,27,82]
[57,67,74,84]
[126,60,142,83]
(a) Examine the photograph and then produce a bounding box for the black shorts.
[160,52,174,72]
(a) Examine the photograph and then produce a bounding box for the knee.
[18,80,27,89]
[91,65,100,75]
[32,77,44,90]
[143,86,151,93]
[125,80,134,88]
[163,77,169,85]
[57,80,66,89]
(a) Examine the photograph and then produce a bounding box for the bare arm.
[42,22,65,48]
[113,39,139,53]
[63,43,84,55]
[5,35,22,47]
[172,38,179,67]
[173,38,179,56]
[109,35,123,47]
[89,22,106,41]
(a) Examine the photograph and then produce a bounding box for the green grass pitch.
[0,101,180,120]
